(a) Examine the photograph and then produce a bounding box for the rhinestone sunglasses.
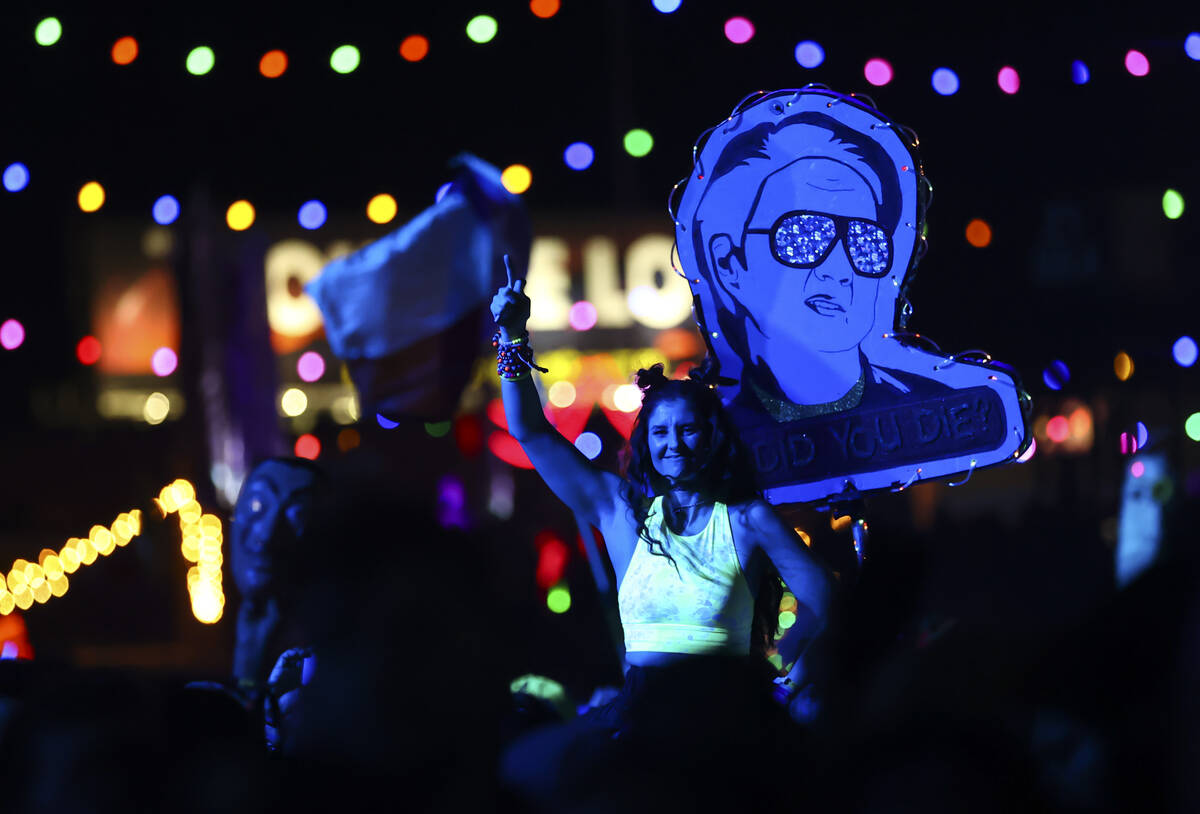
[745,211,893,278]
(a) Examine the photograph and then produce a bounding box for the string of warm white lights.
[0,479,225,624]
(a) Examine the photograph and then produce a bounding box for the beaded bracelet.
[493,331,548,381]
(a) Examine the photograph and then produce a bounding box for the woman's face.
[645,397,710,485]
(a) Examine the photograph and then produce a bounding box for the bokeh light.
[225,200,255,231]
[548,380,577,408]
[965,219,992,247]
[1185,413,1200,442]
[864,58,893,86]
[151,346,178,376]
[613,384,643,413]
[298,200,327,230]
[34,18,62,47]
[330,44,361,74]
[997,66,1020,94]
[1137,421,1149,449]
[1187,33,1200,61]
[376,413,400,429]
[294,434,321,460]
[568,301,598,331]
[186,46,215,75]
[280,388,308,417]
[652,0,682,12]
[1114,351,1134,381]
[1124,49,1149,76]
[152,194,180,225]
[466,15,498,44]
[259,50,288,78]
[0,320,25,351]
[575,432,602,460]
[297,350,326,382]
[1047,415,1070,443]
[337,428,361,451]
[501,164,532,194]
[367,193,398,224]
[564,142,594,170]
[1043,360,1070,391]
[624,129,654,157]
[3,163,29,193]
[399,35,429,62]
[931,67,959,95]
[723,17,755,44]
[1163,189,1185,220]
[1131,461,1146,478]
[78,182,105,213]
[547,585,571,613]
[111,36,138,65]
[76,335,101,365]
[143,392,170,424]
[1071,60,1090,84]
[1174,336,1198,367]
[530,0,560,18]
[794,41,824,68]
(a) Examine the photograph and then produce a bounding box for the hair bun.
[634,363,670,391]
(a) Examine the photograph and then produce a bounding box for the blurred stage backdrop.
[0,1,1196,691]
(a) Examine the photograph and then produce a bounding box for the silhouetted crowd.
[0,449,1196,813]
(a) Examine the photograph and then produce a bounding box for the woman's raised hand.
[490,254,531,341]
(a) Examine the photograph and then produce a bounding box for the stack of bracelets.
[493,331,548,382]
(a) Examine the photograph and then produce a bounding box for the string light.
[574,432,602,460]
[723,17,755,45]
[1071,60,1090,84]
[1187,33,1200,61]
[366,193,397,224]
[111,36,138,65]
[864,58,893,86]
[1185,413,1200,442]
[564,142,594,170]
[546,584,571,613]
[2,163,29,193]
[501,165,532,194]
[297,350,326,381]
[226,200,255,230]
[0,319,25,351]
[997,66,1020,94]
[259,50,288,78]
[530,0,560,18]
[794,41,824,68]
[298,200,327,230]
[652,0,682,12]
[624,129,654,157]
[965,218,992,247]
[76,335,101,365]
[152,195,180,225]
[1114,351,1134,381]
[186,46,215,76]
[280,387,308,417]
[34,18,62,47]
[151,347,178,377]
[294,434,321,460]
[1124,49,1149,77]
[931,67,959,95]
[1173,336,1198,368]
[78,182,106,213]
[1162,189,1185,220]
[466,15,499,44]
[330,44,361,74]
[399,36,429,62]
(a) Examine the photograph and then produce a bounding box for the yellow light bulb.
[111,519,132,545]
[38,548,57,566]
[129,509,142,534]
[48,575,68,597]
[181,539,200,563]
[59,545,81,573]
[32,580,51,604]
[13,587,33,611]
[6,569,26,592]
[77,538,97,565]
[0,591,14,615]
[158,486,178,513]
[171,479,196,506]
[42,555,63,579]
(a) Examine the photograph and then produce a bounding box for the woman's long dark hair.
[618,361,783,661]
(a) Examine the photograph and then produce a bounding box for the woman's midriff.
[625,650,738,667]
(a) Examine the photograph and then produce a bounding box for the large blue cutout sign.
[671,88,1030,504]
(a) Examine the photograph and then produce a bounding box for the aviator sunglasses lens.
[846,220,891,276]
[773,214,837,265]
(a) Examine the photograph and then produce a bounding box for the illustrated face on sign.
[232,459,320,602]
[673,90,1030,503]
[691,112,906,411]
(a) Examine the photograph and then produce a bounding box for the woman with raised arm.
[494,256,833,800]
